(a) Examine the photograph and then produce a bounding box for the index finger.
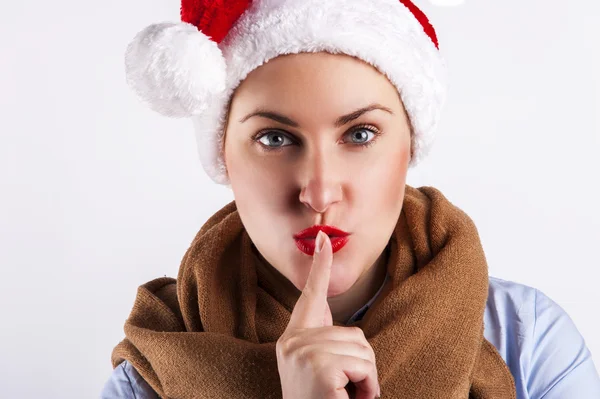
[286,230,333,330]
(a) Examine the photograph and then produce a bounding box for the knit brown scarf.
[111,185,516,398]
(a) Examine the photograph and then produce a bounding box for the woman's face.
[223,52,412,297]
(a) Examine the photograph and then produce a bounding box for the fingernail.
[378,384,381,397]
[315,231,325,253]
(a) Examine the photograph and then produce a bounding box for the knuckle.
[369,359,377,372]
[276,334,293,357]
[296,346,319,369]
[359,342,376,364]
[286,334,301,351]
[275,339,286,359]
[352,326,366,340]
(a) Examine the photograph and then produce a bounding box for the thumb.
[287,230,333,330]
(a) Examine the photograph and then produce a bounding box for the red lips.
[293,225,351,256]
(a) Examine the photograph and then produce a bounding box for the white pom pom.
[124,22,227,118]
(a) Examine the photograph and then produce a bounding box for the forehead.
[230,52,402,117]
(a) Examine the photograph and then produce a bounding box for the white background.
[1,0,598,397]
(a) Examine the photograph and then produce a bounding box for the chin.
[327,260,360,297]
[289,251,357,296]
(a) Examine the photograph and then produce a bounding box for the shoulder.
[484,276,600,399]
[484,276,537,344]
[100,360,159,399]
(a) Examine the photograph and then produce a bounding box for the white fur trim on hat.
[191,0,447,185]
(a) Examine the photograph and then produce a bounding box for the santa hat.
[125,0,447,185]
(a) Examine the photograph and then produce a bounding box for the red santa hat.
[125,0,447,185]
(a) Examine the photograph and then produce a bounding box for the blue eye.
[257,132,294,148]
[347,125,381,147]
[348,129,374,144]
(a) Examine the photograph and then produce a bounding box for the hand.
[276,231,381,399]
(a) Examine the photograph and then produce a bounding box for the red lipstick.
[293,225,351,256]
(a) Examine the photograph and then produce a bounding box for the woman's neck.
[327,247,389,325]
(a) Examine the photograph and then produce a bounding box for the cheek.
[354,142,410,208]
[226,147,292,208]
[225,142,293,245]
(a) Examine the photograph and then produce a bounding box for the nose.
[298,150,343,213]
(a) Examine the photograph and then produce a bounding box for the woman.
[102,0,600,398]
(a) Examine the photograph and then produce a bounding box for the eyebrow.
[239,103,394,128]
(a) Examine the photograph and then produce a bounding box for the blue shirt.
[100,276,600,398]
